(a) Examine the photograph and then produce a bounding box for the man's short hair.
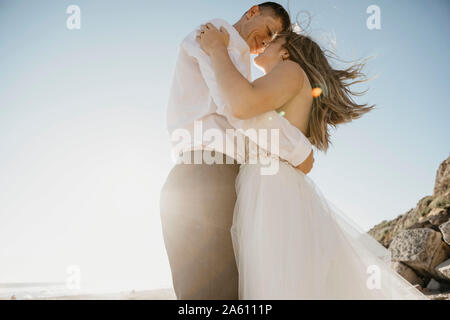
[258,2,291,32]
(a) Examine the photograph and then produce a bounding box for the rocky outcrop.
[369,157,450,248]
[388,228,450,279]
[434,156,450,198]
[440,220,450,246]
[391,261,424,287]
[367,215,403,248]
[368,156,450,299]
[436,259,450,280]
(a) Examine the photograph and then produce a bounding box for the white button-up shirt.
[167,18,312,166]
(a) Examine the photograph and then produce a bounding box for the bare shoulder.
[271,60,305,90]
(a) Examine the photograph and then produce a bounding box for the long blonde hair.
[281,30,375,151]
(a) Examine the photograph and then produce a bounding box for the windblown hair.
[280,30,375,152]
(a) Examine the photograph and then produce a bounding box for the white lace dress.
[230,140,428,300]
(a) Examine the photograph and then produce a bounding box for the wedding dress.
[230,140,428,300]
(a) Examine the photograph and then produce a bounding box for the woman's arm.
[197,23,304,119]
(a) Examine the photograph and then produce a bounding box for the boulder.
[410,206,450,230]
[426,278,441,291]
[435,259,450,282]
[389,228,450,278]
[428,206,450,226]
[391,261,424,287]
[439,220,450,246]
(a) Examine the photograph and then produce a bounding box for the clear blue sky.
[0,0,449,292]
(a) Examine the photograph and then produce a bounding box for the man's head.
[234,2,291,54]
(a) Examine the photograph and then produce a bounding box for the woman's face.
[254,36,288,73]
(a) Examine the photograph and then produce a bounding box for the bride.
[196,22,428,299]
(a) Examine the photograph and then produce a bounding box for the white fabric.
[231,149,429,300]
[167,18,312,167]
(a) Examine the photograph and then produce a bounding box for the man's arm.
[181,19,313,167]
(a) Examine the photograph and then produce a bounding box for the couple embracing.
[161,2,427,300]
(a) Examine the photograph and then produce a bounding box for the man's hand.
[296,149,314,175]
[196,23,230,56]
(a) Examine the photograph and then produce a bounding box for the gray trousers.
[160,151,240,299]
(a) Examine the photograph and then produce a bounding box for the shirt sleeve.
[181,19,229,111]
[181,19,313,167]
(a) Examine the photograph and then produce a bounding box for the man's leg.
[160,151,240,299]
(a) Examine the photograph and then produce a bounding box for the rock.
[434,156,450,198]
[435,259,450,281]
[391,261,424,287]
[392,197,434,234]
[425,291,450,300]
[389,228,450,278]
[428,206,450,225]
[429,193,450,210]
[439,220,450,246]
[409,206,450,230]
[368,155,450,296]
[440,282,450,291]
[369,157,450,249]
[426,278,441,291]
[368,215,403,248]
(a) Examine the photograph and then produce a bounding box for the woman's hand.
[196,22,230,56]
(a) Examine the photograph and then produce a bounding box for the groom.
[161,2,314,300]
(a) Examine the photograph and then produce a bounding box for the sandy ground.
[1,288,177,300]
[2,288,449,300]
[43,288,178,300]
